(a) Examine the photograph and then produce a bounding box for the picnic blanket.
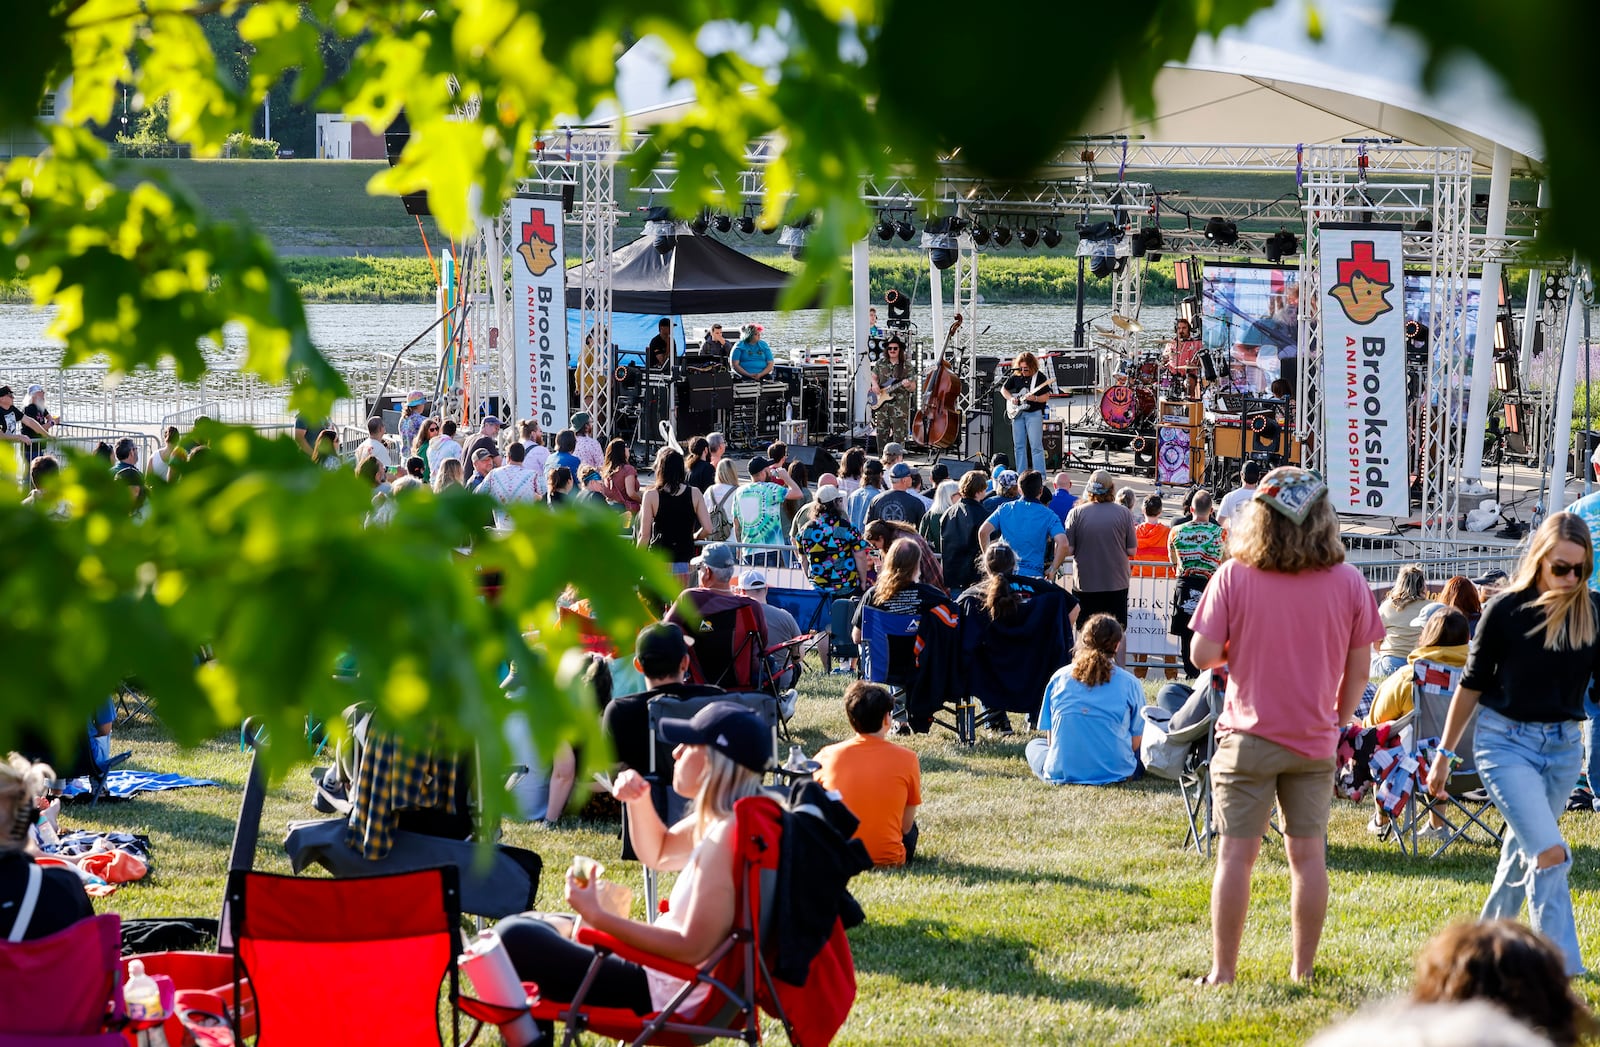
[62,770,219,799]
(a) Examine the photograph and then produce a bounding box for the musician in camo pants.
[871,335,914,446]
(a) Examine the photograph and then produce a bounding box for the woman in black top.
[1,753,92,941]
[635,448,710,584]
[1426,512,1600,976]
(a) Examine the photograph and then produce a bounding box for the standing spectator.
[867,462,927,526]
[1027,614,1145,785]
[1374,564,1429,677]
[0,387,30,471]
[704,458,741,543]
[982,469,1020,514]
[465,415,504,462]
[733,455,803,564]
[314,429,342,470]
[552,429,582,474]
[1166,489,1224,678]
[920,479,959,554]
[1425,512,1600,978]
[729,324,774,379]
[466,447,497,492]
[1173,488,1198,526]
[1064,470,1138,641]
[765,441,788,472]
[636,447,712,581]
[411,417,441,482]
[112,437,146,514]
[404,456,426,481]
[846,458,885,531]
[518,419,549,480]
[576,466,617,508]
[480,442,541,525]
[798,484,873,596]
[814,682,923,866]
[930,462,949,488]
[1216,460,1262,528]
[780,461,810,536]
[356,416,393,479]
[978,471,1067,579]
[685,436,716,492]
[838,447,866,494]
[940,470,992,594]
[397,390,429,454]
[601,439,642,513]
[21,456,66,517]
[427,419,463,477]
[1116,487,1136,516]
[149,425,187,483]
[1133,494,1172,575]
[20,385,54,462]
[432,457,465,492]
[788,471,838,543]
[1190,466,1384,986]
[880,442,907,470]
[1048,472,1076,523]
[293,410,331,456]
[546,465,573,504]
[571,412,604,475]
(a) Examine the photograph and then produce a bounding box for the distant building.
[0,80,71,159]
[315,115,387,160]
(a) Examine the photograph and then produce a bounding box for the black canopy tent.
[564,223,792,314]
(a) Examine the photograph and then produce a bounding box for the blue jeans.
[1474,707,1586,975]
[1371,653,1407,679]
[1584,682,1600,797]
[1012,411,1045,474]
[1025,737,1052,781]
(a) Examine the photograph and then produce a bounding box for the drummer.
[1165,317,1203,398]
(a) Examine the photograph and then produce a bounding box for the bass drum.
[1133,357,1162,385]
[1099,384,1156,430]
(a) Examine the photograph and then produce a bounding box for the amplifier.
[1041,421,1064,471]
[1159,398,1203,427]
[684,369,733,411]
[1050,352,1097,391]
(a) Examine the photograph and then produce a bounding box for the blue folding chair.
[860,603,920,726]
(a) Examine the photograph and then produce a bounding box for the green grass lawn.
[64,673,1600,1046]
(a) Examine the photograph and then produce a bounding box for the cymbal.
[1111,315,1143,333]
[1094,326,1120,337]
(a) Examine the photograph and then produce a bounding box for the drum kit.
[1092,315,1163,432]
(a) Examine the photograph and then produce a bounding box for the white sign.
[509,195,569,431]
[1319,224,1408,517]
[1128,571,1182,658]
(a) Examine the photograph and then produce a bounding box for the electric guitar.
[1005,370,1053,420]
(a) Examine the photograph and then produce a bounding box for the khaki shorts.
[1210,732,1335,839]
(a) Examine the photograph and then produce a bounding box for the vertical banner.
[509,195,569,431]
[1320,224,1407,516]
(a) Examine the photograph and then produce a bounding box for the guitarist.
[869,334,915,445]
[1002,352,1053,473]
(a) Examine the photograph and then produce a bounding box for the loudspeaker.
[989,388,1014,466]
[561,182,576,213]
[1050,352,1097,391]
[939,456,982,479]
[786,445,840,476]
[1041,422,1063,470]
[973,356,1001,402]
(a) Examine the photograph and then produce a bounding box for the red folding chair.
[461,794,855,1047]
[0,912,125,1046]
[227,866,461,1046]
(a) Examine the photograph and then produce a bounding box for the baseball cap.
[883,442,906,458]
[748,455,773,476]
[472,447,495,462]
[571,411,592,431]
[1409,601,1447,628]
[739,569,768,590]
[997,469,1020,489]
[887,461,913,480]
[1086,469,1113,496]
[864,458,884,475]
[1471,568,1508,587]
[814,483,844,505]
[691,542,737,569]
[635,622,692,663]
[657,700,773,773]
[405,390,427,407]
[25,384,44,398]
[481,416,502,429]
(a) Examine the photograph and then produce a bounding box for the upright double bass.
[911,314,964,449]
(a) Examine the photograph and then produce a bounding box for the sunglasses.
[1548,560,1582,577]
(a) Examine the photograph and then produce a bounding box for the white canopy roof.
[607,0,1542,174]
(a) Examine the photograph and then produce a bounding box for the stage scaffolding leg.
[851,239,871,429]
[951,232,979,458]
[1461,144,1512,484]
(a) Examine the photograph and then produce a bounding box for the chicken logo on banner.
[517,209,558,277]
[1328,241,1394,325]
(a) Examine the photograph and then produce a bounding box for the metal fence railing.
[1342,535,1526,586]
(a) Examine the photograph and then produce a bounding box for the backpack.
[707,485,737,542]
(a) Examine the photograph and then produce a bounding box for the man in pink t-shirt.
[1188,467,1384,987]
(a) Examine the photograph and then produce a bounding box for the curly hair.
[1226,493,1344,573]
[1070,614,1122,688]
[1412,919,1595,1047]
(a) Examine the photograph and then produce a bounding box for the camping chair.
[113,682,156,727]
[1162,670,1225,857]
[859,603,920,727]
[628,692,781,922]
[758,632,824,736]
[828,596,860,668]
[226,866,461,1047]
[459,794,836,1047]
[678,602,767,691]
[0,912,125,1046]
[1389,659,1503,859]
[15,725,130,808]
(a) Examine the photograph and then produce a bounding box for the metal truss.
[950,238,981,454]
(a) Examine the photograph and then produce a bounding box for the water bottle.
[785,744,809,773]
[124,959,164,1022]
[460,930,540,1046]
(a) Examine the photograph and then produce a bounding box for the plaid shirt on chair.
[343,727,466,861]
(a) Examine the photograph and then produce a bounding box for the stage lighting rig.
[712,212,732,234]
[1041,221,1063,248]
[1204,217,1239,246]
[922,217,964,270]
[1264,229,1298,263]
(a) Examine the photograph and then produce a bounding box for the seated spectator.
[864,518,945,592]
[852,539,948,728]
[665,543,769,687]
[498,703,771,1023]
[1374,563,1429,677]
[1027,614,1145,785]
[1438,575,1483,637]
[1412,920,1595,1047]
[1,752,93,940]
[601,623,722,777]
[736,570,800,691]
[813,682,922,866]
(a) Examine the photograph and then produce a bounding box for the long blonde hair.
[692,747,764,841]
[1228,495,1345,573]
[1,753,53,852]
[1509,512,1596,652]
[870,538,921,604]
[1385,563,1427,610]
[714,458,739,487]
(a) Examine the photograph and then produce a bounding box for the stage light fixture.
[923,217,961,270]
[1041,222,1062,248]
[1131,227,1163,258]
[971,222,991,246]
[992,220,1013,247]
[885,288,911,323]
[737,203,757,236]
[1090,253,1116,279]
[1263,229,1299,263]
[712,213,732,234]
[875,214,895,241]
[1493,353,1519,393]
[1018,221,1039,249]
[894,218,915,242]
[1075,220,1120,243]
[1204,217,1239,246]
[644,205,677,256]
[1495,315,1518,353]
[690,211,710,236]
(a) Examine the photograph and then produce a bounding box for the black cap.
[748,455,773,476]
[635,622,692,663]
[658,701,772,773]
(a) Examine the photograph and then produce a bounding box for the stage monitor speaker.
[974,356,1001,401]
[676,409,716,440]
[989,388,1015,467]
[1050,352,1097,391]
[366,393,404,420]
[1041,422,1064,471]
[938,456,983,479]
[785,445,839,477]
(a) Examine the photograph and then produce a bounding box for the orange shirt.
[813,734,922,866]
[1133,520,1172,577]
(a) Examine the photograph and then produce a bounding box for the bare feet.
[1195,972,1234,987]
